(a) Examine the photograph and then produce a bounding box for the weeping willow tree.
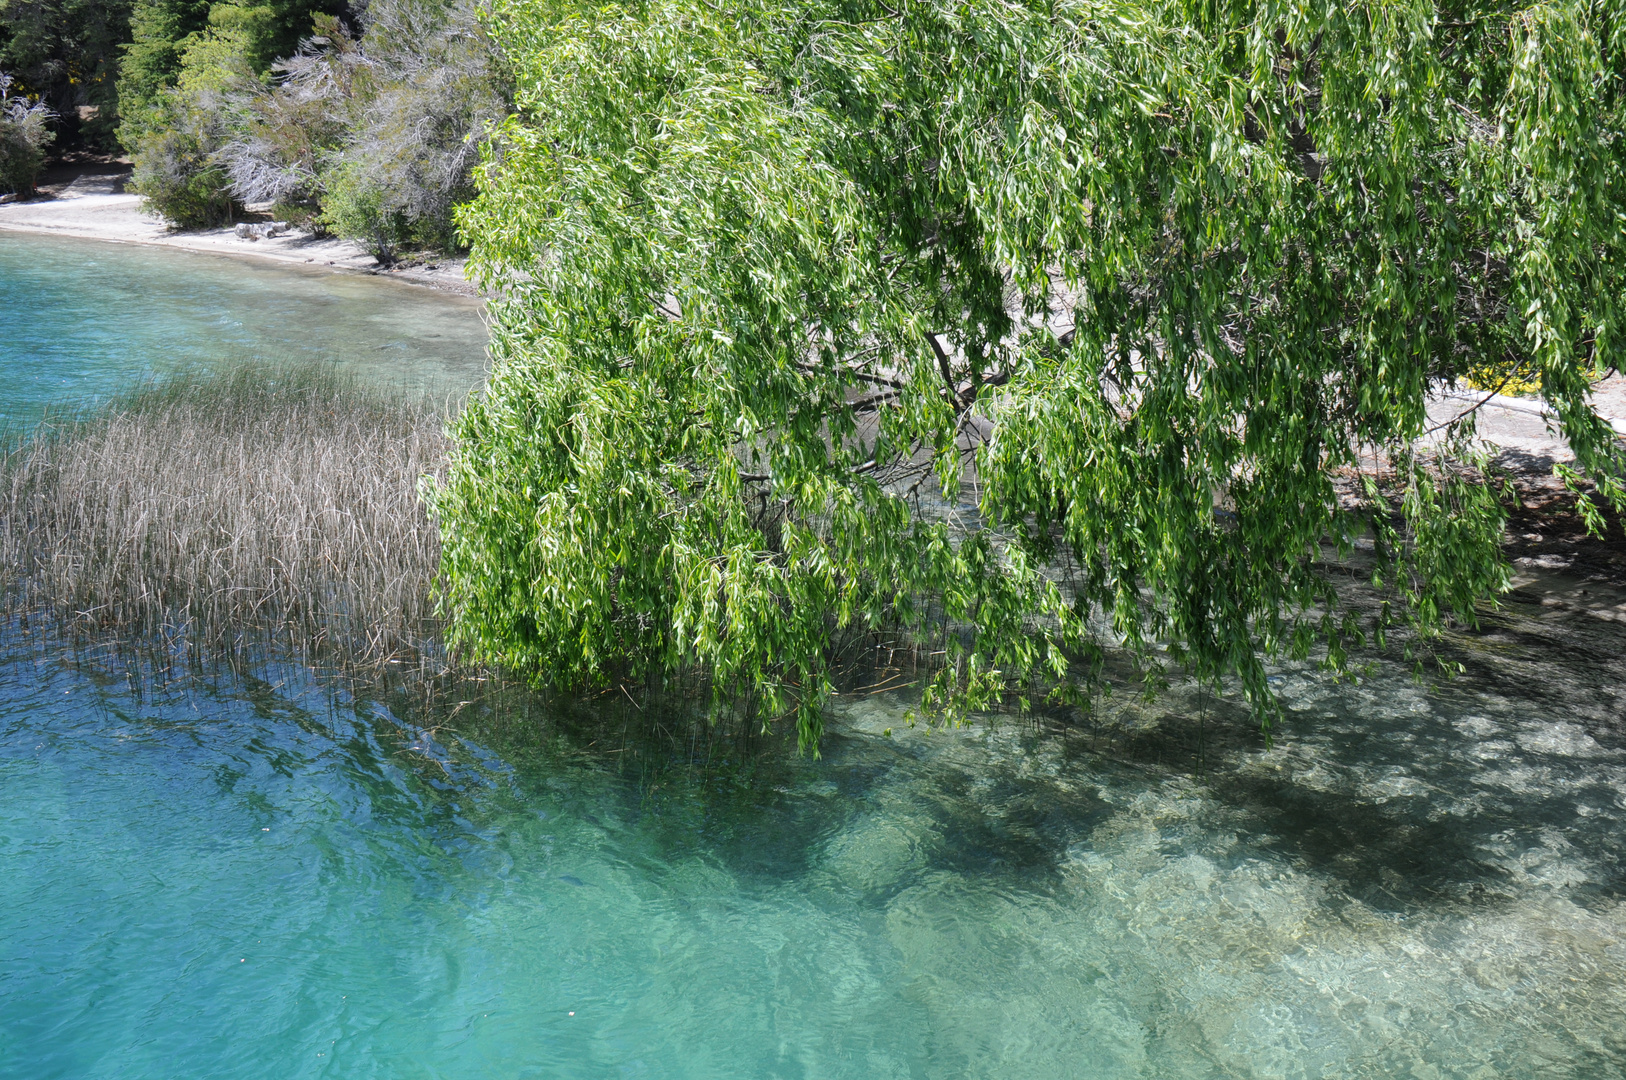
[429,0,1626,748]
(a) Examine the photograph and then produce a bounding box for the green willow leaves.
[429,0,1626,748]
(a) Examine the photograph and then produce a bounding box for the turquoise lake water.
[6,617,1626,1079]
[3,236,1626,1078]
[0,231,488,426]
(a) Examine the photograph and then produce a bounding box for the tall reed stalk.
[1,364,453,665]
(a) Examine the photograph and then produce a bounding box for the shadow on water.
[17,574,1626,914]
[880,593,1626,928]
[270,594,1626,920]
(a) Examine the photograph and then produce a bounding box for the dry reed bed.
[1,365,453,664]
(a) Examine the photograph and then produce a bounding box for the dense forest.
[0,0,509,256]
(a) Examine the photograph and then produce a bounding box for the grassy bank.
[1,364,451,666]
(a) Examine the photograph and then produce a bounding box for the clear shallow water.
[3,586,1624,1079]
[2,230,1624,1077]
[0,232,488,426]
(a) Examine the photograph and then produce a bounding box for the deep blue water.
[2,235,1625,1078]
[0,231,487,427]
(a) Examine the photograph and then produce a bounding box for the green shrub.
[129,106,238,225]
[0,72,54,196]
[211,21,356,221]
[125,28,252,226]
[216,0,507,258]
[319,159,412,262]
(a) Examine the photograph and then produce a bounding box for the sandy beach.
[0,162,477,296]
